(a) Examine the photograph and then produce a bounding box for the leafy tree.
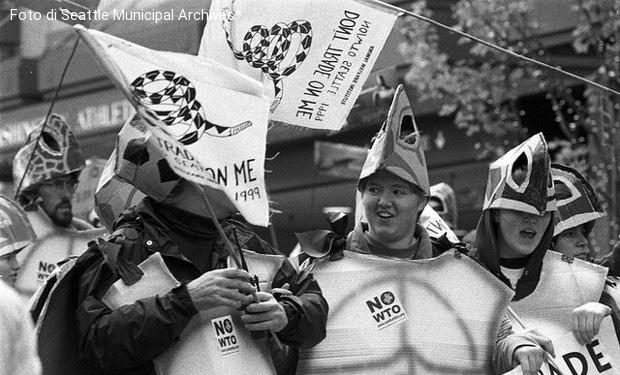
[399,0,619,251]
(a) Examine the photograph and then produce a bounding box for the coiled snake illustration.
[130,70,252,145]
[221,8,313,112]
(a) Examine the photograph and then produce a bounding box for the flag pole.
[14,38,81,200]
[363,0,620,98]
[198,190,284,346]
[198,190,244,269]
[507,307,565,375]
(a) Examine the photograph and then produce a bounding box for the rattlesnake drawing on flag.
[74,25,272,226]
[199,0,400,130]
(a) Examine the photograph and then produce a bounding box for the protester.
[550,163,620,275]
[12,114,107,296]
[0,195,41,374]
[0,279,42,375]
[298,86,549,375]
[70,115,328,374]
[550,164,620,344]
[0,195,37,287]
[428,184,477,247]
[550,164,605,261]
[429,182,458,229]
[472,133,556,301]
[471,134,616,352]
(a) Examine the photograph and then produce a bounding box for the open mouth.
[519,229,536,239]
[377,211,394,219]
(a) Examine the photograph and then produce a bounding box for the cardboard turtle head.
[551,164,604,237]
[13,114,85,205]
[483,133,556,215]
[99,114,238,223]
[112,114,182,202]
[358,85,429,196]
[0,195,37,257]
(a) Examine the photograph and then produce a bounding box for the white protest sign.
[103,250,285,375]
[503,318,620,375]
[15,208,107,296]
[75,26,272,226]
[296,249,514,374]
[199,0,399,130]
[509,251,609,337]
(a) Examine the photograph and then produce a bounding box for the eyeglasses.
[38,178,79,192]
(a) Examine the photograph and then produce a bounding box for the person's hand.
[271,283,293,299]
[240,291,288,332]
[187,268,255,311]
[572,302,612,345]
[513,329,555,375]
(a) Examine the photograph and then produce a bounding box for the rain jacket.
[76,197,328,374]
[348,221,541,374]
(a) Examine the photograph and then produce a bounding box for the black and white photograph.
[0,0,619,374]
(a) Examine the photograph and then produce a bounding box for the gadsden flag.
[199,0,399,130]
[75,25,271,226]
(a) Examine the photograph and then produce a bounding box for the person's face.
[0,251,20,286]
[36,175,78,228]
[362,170,427,248]
[494,209,552,259]
[554,224,590,260]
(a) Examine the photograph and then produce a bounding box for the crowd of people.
[1,84,619,375]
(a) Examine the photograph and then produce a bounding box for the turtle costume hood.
[430,182,457,229]
[358,85,429,196]
[551,164,604,238]
[13,114,85,207]
[473,133,556,301]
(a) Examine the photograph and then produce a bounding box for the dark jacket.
[76,197,327,374]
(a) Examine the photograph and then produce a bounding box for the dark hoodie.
[471,210,555,301]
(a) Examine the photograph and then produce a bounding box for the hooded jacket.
[472,210,555,301]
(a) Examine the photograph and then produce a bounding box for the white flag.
[199,0,400,130]
[75,26,272,226]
